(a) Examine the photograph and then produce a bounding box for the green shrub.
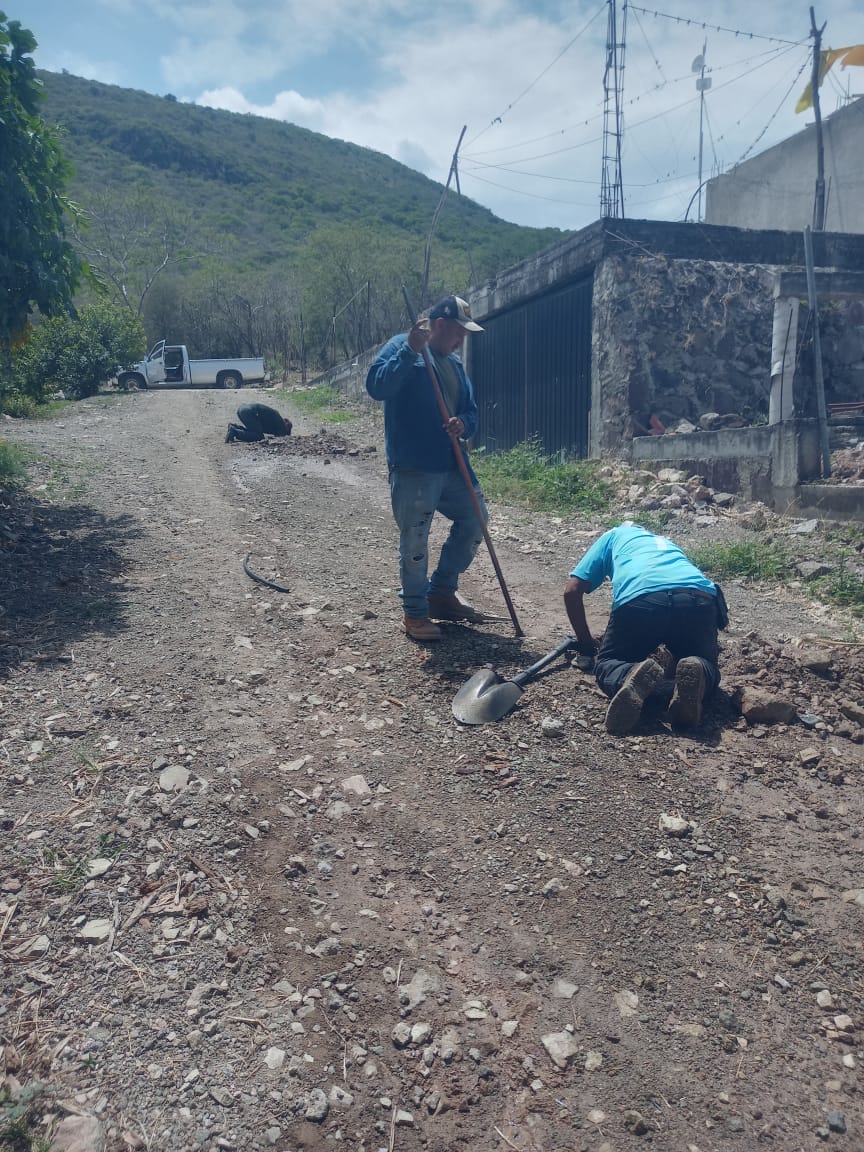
[12,302,146,402]
[811,559,864,617]
[0,441,29,488]
[472,437,613,514]
[688,540,790,582]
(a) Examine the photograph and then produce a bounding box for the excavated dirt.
[2,387,864,1152]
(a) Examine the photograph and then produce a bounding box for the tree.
[14,301,146,401]
[74,188,198,316]
[0,12,82,405]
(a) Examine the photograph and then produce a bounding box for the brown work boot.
[667,657,706,728]
[427,590,483,622]
[604,658,665,736]
[403,616,443,642]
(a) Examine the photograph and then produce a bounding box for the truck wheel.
[218,371,242,390]
[118,372,146,390]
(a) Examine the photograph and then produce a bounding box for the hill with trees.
[38,69,566,371]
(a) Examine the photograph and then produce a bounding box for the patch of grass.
[472,438,613,515]
[688,539,790,582]
[811,558,864,618]
[280,385,353,424]
[2,395,70,419]
[1,1081,48,1152]
[0,441,30,488]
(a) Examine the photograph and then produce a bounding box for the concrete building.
[705,95,864,234]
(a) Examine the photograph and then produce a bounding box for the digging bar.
[401,285,523,638]
[452,637,580,725]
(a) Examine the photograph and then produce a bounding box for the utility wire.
[624,4,801,46]
[465,1,606,148]
[731,55,810,166]
[464,40,800,161]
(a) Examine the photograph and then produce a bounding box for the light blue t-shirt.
[570,524,716,608]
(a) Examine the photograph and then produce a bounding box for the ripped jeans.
[389,468,488,618]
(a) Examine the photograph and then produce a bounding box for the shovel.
[452,637,587,725]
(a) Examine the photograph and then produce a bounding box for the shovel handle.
[511,637,579,687]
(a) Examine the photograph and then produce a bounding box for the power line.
[624,4,801,46]
[731,55,810,167]
[463,40,800,163]
[466,1,606,148]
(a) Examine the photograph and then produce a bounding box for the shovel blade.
[452,669,524,725]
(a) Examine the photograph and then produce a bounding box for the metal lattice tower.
[600,0,627,218]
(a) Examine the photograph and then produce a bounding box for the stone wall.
[591,255,776,455]
[806,298,864,409]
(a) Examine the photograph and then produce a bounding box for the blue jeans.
[389,469,488,618]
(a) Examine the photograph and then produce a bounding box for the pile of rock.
[622,467,736,514]
[665,412,750,435]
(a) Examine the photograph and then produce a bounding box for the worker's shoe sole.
[427,591,484,622]
[667,657,706,728]
[604,658,665,736]
[403,616,443,642]
[225,427,237,443]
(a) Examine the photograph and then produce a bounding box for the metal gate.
[469,275,593,458]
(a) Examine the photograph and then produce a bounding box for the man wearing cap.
[563,522,726,735]
[366,295,487,641]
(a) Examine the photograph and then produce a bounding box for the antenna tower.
[600,0,627,218]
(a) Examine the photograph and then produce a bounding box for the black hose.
[242,553,290,593]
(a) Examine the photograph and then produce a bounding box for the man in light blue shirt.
[564,523,724,735]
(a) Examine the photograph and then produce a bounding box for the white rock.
[501,1020,519,1037]
[78,919,112,943]
[551,978,578,1000]
[50,1114,105,1152]
[541,716,565,738]
[325,801,352,820]
[817,989,834,1009]
[158,764,190,792]
[399,968,440,1009]
[264,1047,286,1070]
[341,774,371,796]
[395,1111,414,1127]
[86,858,113,878]
[392,1022,412,1048]
[410,1022,432,1046]
[587,1109,607,1124]
[541,1030,579,1069]
[328,1084,354,1106]
[659,813,690,837]
[614,989,639,1017]
[584,1050,603,1071]
[834,1014,854,1032]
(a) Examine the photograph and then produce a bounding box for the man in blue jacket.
[564,523,725,734]
[366,295,487,642]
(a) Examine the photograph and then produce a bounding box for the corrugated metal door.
[470,275,593,458]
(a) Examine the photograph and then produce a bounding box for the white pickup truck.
[119,341,266,390]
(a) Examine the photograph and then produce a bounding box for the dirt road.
[2,388,863,1152]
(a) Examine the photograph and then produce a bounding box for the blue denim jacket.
[366,334,479,476]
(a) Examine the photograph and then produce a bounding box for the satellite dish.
[692,55,704,72]
[696,77,712,91]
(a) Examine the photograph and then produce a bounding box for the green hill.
[38,70,565,365]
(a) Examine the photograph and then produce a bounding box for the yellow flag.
[796,45,864,112]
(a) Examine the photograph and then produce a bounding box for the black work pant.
[595,590,720,700]
[228,405,267,442]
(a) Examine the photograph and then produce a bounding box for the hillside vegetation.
[39,70,564,368]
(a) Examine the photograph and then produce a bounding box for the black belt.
[634,589,716,606]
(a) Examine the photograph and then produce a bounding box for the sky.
[19,0,864,232]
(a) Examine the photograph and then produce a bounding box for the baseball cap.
[428,295,484,332]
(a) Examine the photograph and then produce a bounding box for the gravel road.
[1,387,863,1152]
